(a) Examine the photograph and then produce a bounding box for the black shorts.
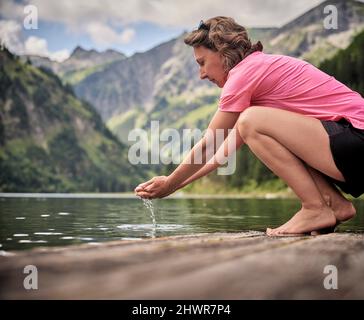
[321,118,364,198]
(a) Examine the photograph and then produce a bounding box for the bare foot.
[266,205,336,237]
[311,199,356,235]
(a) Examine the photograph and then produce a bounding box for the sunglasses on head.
[198,20,209,31]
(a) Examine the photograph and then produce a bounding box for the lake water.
[1,194,363,252]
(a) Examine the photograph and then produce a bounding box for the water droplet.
[141,198,157,238]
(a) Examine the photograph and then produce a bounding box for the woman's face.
[193,46,227,88]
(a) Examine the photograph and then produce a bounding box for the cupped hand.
[134,176,175,199]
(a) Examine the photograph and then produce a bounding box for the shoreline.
[1,190,361,200]
[0,190,296,199]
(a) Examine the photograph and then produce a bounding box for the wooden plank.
[0,232,363,299]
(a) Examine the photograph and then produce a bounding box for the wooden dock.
[1,232,363,299]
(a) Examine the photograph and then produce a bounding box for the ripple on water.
[18,240,31,243]
[58,212,71,216]
[116,224,185,231]
[18,240,48,244]
[33,232,63,236]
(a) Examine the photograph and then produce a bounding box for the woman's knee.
[237,106,264,140]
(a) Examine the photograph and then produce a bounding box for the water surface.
[1,195,363,251]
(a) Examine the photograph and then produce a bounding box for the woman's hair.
[184,16,263,72]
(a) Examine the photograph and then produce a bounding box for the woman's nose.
[200,68,207,80]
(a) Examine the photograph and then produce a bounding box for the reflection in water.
[0,196,363,251]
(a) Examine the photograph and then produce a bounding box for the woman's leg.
[275,165,356,235]
[236,106,345,235]
[306,166,356,225]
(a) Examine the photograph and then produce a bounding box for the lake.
[1,194,363,251]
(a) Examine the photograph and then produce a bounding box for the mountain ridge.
[0,46,145,192]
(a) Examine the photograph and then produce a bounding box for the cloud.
[0,1,24,20]
[0,0,325,56]
[85,22,136,46]
[120,28,136,44]
[0,19,25,54]
[24,35,70,61]
[1,0,324,28]
[0,19,69,61]
[49,49,70,62]
[24,35,47,56]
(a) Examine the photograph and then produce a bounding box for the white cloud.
[0,20,69,62]
[0,19,25,54]
[0,1,24,20]
[86,22,136,46]
[0,0,325,56]
[49,49,70,62]
[24,35,69,61]
[1,0,324,28]
[120,28,136,44]
[24,35,48,56]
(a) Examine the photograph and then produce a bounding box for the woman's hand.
[134,176,176,199]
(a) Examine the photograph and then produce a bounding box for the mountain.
[24,46,126,85]
[265,0,364,64]
[73,37,216,121]
[0,46,145,192]
[319,28,364,96]
[71,1,364,129]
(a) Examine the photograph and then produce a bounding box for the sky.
[0,0,327,62]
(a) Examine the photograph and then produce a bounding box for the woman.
[135,16,364,236]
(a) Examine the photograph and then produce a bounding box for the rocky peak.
[277,0,364,34]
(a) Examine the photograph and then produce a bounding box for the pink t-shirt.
[219,51,364,129]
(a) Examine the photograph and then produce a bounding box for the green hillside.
[0,46,146,192]
[319,29,364,96]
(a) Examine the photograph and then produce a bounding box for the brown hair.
[184,16,263,72]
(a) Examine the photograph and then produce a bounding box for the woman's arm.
[135,110,240,198]
[174,123,245,190]
[165,110,240,190]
